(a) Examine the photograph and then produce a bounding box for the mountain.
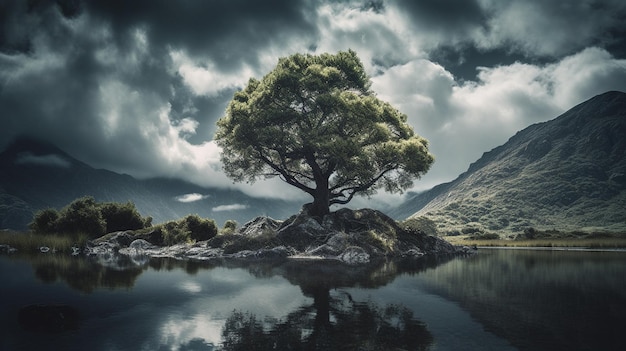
[0,137,301,230]
[392,91,626,234]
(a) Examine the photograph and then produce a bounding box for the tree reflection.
[220,258,442,351]
[30,254,144,293]
[221,287,433,350]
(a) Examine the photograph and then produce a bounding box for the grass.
[443,234,626,249]
[0,230,88,253]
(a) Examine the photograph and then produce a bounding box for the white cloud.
[369,47,626,195]
[212,204,249,212]
[171,50,256,97]
[175,193,210,203]
[15,152,72,168]
[314,3,423,73]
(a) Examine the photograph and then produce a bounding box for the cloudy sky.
[2,0,626,204]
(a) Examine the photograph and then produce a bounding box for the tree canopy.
[215,50,434,216]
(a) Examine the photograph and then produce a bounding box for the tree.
[99,201,146,233]
[215,50,434,217]
[55,196,106,238]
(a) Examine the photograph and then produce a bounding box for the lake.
[1,248,624,351]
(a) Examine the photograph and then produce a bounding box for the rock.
[238,216,282,237]
[84,208,463,266]
[108,231,135,246]
[277,213,329,251]
[0,244,17,254]
[338,246,370,264]
[401,248,425,259]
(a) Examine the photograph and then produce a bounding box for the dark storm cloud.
[1,0,625,202]
[391,0,626,80]
[83,0,317,71]
[395,0,485,35]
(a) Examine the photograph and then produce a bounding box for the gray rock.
[338,246,370,264]
[0,244,17,254]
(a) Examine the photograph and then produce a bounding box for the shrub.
[402,217,438,236]
[466,232,500,240]
[55,196,106,238]
[183,214,217,241]
[153,215,218,245]
[99,201,146,233]
[221,220,238,235]
[28,197,150,238]
[159,220,191,246]
[29,208,60,234]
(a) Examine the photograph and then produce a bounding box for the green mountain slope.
[392,91,626,235]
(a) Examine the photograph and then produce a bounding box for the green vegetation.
[215,50,433,217]
[208,229,279,255]
[0,197,216,250]
[29,196,149,238]
[401,216,438,237]
[444,230,626,249]
[0,230,88,253]
[220,220,238,235]
[134,214,218,246]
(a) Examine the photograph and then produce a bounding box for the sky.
[1,0,626,206]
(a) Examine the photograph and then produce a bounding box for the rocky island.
[87,207,467,268]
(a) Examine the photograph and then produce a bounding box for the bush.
[159,220,191,246]
[153,215,218,245]
[100,201,146,233]
[402,217,438,236]
[55,196,106,238]
[29,208,60,234]
[221,220,238,235]
[183,214,217,241]
[29,197,149,238]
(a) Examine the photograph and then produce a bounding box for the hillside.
[0,137,300,230]
[392,91,626,235]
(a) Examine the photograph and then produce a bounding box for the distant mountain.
[0,137,301,230]
[391,91,626,234]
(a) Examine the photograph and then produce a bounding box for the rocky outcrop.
[87,208,465,266]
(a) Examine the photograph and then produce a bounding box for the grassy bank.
[444,234,626,249]
[0,230,88,253]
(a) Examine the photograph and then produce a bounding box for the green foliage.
[55,196,106,238]
[402,216,438,236]
[100,201,145,233]
[215,50,433,216]
[182,214,218,241]
[29,196,149,238]
[159,220,191,246]
[0,231,90,253]
[153,214,218,246]
[220,219,238,235]
[30,208,60,234]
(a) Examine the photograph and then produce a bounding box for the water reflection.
[2,253,449,350]
[416,249,626,351]
[28,254,144,293]
[219,259,439,350]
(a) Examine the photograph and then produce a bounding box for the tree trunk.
[309,187,330,217]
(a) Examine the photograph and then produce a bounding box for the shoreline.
[475,246,626,253]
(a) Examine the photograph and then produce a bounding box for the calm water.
[1,249,624,351]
